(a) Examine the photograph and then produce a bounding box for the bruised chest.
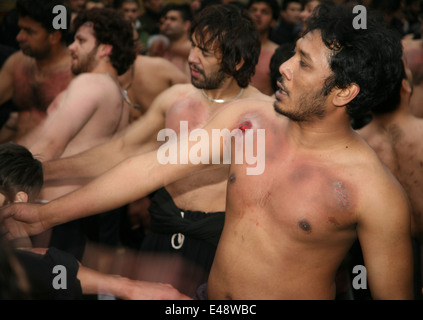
[226,153,358,239]
[12,63,72,112]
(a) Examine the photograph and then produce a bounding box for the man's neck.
[35,45,70,71]
[286,112,356,151]
[259,31,270,45]
[201,80,244,103]
[91,60,119,78]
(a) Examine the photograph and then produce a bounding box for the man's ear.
[98,44,113,58]
[48,30,62,45]
[332,83,360,107]
[14,191,29,203]
[235,58,245,71]
[184,21,191,33]
[402,78,412,94]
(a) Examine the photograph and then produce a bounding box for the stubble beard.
[190,65,227,90]
[274,89,328,122]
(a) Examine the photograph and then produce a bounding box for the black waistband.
[148,188,225,247]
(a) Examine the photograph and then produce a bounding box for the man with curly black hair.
[1,4,413,299]
[3,5,270,296]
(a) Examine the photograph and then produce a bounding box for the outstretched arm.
[77,264,191,300]
[1,99,269,238]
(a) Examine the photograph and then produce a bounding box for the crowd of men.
[0,0,423,300]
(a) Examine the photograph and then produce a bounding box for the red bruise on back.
[239,121,252,132]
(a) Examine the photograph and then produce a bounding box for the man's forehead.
[18,16,44,29]
[166,10,182,19]
[192,31,218,48]
[296,30,333,64]
[76,22,95,36]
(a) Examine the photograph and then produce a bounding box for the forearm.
[77,264,122,297]
[30,142,64,162]
[43,138,127,182]
[41,149,201,228]
[77,265,190,300]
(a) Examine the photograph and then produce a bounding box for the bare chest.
[12,63,72,112]
[226,152,358,240]
[165,96,214,132]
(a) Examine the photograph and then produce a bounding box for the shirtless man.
[22,8,135,260]
[248,0,280,95]
[357,60,423,298]
[118,55,188,123]
[402,38,423,118]
[0,4,412,299]
[27,7,135,202]
[0,0,73,143]
[151,3,192,78]
[14,5,267,290]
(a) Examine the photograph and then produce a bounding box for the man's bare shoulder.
[70,73,118,90]
[134,55,188,82]
[243,85,275,102]
[2,51,27,70]
[263,39,279,52]
[136,55,175,69]
[161,82,196,95]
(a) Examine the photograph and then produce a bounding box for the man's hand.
[0,203,47,244]
[113,277,193,300]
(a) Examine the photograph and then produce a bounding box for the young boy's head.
[0,143,43,205]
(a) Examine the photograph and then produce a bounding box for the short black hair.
[281,0,302,11]
[161,3,193,21]
[16,0,71,44]
[304,4,403,120]
[247,0,280,20]
[0,143,43,204]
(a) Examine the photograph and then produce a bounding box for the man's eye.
[299,60,308,68]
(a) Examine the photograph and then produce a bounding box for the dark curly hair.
[72,8,136,75]
[190,4,260,88]
[304,4,404,120]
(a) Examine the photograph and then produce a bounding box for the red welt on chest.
[239,121,252,132]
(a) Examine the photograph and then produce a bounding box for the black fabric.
[15,247,82,300]
[148,187,225,247]
[141,187,225,275]
[49,207,124,260]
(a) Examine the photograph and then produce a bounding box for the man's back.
[359,111,423,240]
[119,55,188,122]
